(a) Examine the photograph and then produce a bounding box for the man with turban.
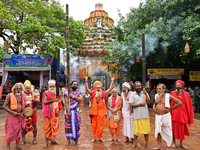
[3,83,26,150]
[121,82,134,143]
[42,79,62,148]
[85,75,114,142]
[64,81,83,145]
[21,80,40,145]
[170,80,194,149]
[107,88,122,142]
[129,81,151,148]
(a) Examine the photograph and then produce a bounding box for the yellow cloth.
[134,118,151,136]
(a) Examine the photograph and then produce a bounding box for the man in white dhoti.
[153,83,182,150]
[121,82,134,143]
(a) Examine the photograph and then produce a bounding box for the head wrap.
[122,82,131,90]
[93,81,103,89]
[24,80,31,87]
[48,79,56,86]
[175,80,185,87]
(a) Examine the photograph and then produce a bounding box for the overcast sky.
[59,0,145,25]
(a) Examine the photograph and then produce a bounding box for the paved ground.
[0,104,200,150]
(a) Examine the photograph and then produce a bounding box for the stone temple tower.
[78,3,120,94]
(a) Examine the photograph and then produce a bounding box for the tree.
[0,0,86,57]
[104,0,200,80]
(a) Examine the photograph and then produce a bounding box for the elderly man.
[64,81,83,145]
[3,83,26,150]
[170,80,194,149]
[42,79,62,148]
[107,88,122,142]
[21,80,40,145]
[153,83,182,150]
[129,81,151,148]
[85,76,114,142]
[121,82,134,143]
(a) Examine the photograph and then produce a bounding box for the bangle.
[85,80,88,82]
[140,103,142,106]
[72,95,75,99]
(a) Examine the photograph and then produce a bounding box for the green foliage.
[0,0,86,57]
[0,46,6,62]
[104,0,200,80]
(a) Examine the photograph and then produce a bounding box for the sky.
[59,0,145,25]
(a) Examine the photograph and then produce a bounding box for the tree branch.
[0,33,17,54]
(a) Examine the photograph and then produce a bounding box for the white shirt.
[122,91,134,119]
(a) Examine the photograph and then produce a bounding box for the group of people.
[2,77,194,150]
[84,78,194,150]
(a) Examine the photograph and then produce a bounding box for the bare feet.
[66,139,70,146]
[43,141,50,149]
[124,137,129,143]
[20,141,25,145]
[99,138,105,143]
[171,143,176,149]
[51,140,59,145]
[91,138,96,143]
[133,144,137,148]
[116,138,121,143]
[109,138,114,142]
[152,146,163,150]
[180,144,188,149]
[33,139,37,145]
[75,140,78,145]
[16,144,24,150]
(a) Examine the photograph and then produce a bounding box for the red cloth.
[5,113,25,144]
[32,113,37,125]
[170,90,194,126]
[172,121,190,140]
[175,80,185,87]
[90,90,107,104]
[111,96,117,108]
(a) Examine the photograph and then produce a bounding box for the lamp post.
[56,48,60,98]
[66,4,70,94]
[142,33,146,86]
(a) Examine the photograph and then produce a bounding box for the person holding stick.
[129,81,151,148]
[85,75,115,143]
[64,81,83,145]
[42,79,62,148]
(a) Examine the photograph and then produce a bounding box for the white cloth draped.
[122,92,134,138]
[154,93,172,147]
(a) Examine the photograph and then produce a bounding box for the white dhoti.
[123,118,134,138]
[155,113,172,147]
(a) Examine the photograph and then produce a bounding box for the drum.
[23,107,33,117]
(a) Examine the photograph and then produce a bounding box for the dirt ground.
[0,104,200,150]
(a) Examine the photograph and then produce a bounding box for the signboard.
[0,63,2,76]
[148,68,184,75]
[3,54,52,68]
[189,71,200,81]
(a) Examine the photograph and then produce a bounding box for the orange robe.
[90,92,107,139]
[107,97,122,135]
[42,91,62,142]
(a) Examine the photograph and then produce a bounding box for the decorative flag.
[185,42,190,53]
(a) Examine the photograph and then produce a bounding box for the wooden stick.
[143,87,145,103]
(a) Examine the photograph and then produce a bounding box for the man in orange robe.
[42,80,62,148]
[85,76,114,142]
[107,88,122,142]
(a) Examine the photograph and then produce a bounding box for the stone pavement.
[0,104,200,150]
